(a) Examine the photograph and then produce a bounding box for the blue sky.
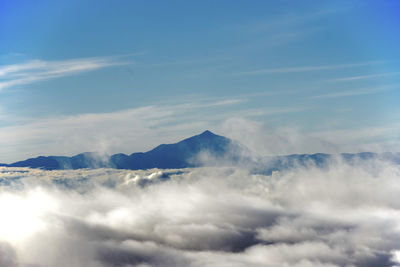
[0,0,399,162]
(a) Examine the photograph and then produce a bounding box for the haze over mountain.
[7,131,248,170]
[5,130,400,172]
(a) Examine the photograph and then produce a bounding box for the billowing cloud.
[0,156,400,266]
[219,117,400,156]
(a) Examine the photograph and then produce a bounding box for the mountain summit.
[109,130,242,170]
[5,131,400,172]
[8,130,245,170]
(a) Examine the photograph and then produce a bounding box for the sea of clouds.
[1,158,400,267]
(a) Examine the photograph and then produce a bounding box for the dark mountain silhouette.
[3,130,400,171]
[109,130,249,169]
[7,130,249,170]
[8,152,111,170]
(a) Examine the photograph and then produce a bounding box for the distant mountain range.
[2,130,400,172]
[3,130,248,170]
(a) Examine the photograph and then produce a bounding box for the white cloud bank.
[219,117,400,156]
[0,157,400,266]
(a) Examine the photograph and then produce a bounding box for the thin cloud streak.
[310,85,395,99]
[238,107,308,117]
[325,72,400,82]
[237,61,384,76]
[242,9,337,33]
[0,56,131,91]
[173,98,245,110]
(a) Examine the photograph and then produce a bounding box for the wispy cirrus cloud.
[325,71,400,82]
[243,9,335,33]
[310,85,395,99]
[0,56,130,91]
[237,61,384,76]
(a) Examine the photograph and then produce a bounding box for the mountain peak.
[7,131,241,170]
[199,130,216,136]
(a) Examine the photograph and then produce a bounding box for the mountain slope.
[7,130,247,170]
[4,131,400,171]
[8,152,111,170]
[110,130,248,169]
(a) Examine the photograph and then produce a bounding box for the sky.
[0,0,400,162]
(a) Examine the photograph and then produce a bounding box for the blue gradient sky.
[0,0,399,162]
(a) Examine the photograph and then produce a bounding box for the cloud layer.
[0,157,400,266]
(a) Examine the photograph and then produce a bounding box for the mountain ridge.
[3,130,400,171]
[7,130,246,170]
